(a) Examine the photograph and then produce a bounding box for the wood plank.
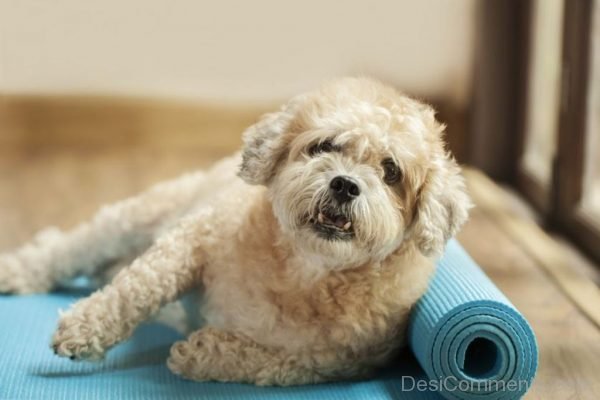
[464,168,600,330]
[458,168,600,399]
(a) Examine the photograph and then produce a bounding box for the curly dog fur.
[0,77,471,386]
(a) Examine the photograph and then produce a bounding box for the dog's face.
[239,78,470,269]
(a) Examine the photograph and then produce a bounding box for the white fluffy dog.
[0,77,470,386]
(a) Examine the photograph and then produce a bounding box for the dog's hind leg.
[0,171,207,294]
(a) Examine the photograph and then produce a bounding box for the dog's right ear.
[238,102,297,185]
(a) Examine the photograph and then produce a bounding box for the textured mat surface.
[0,240,536,399]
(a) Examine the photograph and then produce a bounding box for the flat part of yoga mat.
[0,294,442,400]
[409,239,538,400]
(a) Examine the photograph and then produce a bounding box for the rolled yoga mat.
[408,239,538,400]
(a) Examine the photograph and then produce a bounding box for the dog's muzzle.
[309,202,354,241]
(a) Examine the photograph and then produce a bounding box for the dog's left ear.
[409,115,472,257]
[238,102,298,185]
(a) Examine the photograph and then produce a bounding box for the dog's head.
[239,77,471,269]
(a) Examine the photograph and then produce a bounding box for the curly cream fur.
[0,77,470,386]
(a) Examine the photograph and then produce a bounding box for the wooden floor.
[1,99,600,399]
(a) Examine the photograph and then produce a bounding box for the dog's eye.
[308,139,338,156]
[382,158,402,185]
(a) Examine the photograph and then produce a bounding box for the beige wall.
[0,0,475,105]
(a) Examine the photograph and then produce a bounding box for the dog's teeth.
[343,221,352,230]
[318,213,324,224]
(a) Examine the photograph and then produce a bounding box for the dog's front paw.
[51,313,106,361]
[167,328,223,381]
[167,337,208,380]
[167,328,267,383]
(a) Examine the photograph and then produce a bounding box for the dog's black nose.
[329,176,360,203]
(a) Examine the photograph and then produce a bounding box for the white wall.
[0,0,476,105]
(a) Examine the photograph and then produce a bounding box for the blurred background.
[1,1,600,397]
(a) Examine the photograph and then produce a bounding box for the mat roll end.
[408,240,538,400]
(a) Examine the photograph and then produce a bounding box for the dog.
[0,77,470,386]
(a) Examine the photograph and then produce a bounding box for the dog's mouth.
[309,207,354,241]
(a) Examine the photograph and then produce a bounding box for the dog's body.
[0,78,470,385]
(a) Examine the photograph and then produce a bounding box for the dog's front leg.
[51,218,205,360]
[167,327,361,386]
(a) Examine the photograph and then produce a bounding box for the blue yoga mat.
[409,239,538,400]
[0,240,537,399]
